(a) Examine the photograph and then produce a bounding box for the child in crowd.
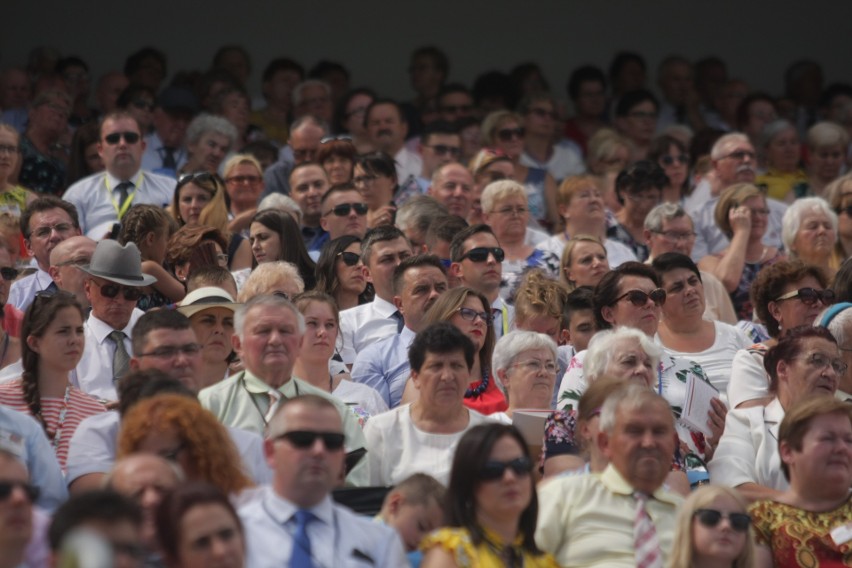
[377,473,446,567]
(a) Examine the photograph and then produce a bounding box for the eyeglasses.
[130,99,154,111]
[30,222,74,240]
[274,430,345,451]
[720,150,756,161]
[137,343,201,359]
[0,144,20,155]
[337,251,361,266]
[693,509,751,532]
[425,144,461,157]
[836,205,852,217]
[293,148,317,162]
[0,267,18,281]
[774,287,835,306]
[325,203,368,217]
[480,457,533,481]
[651,230,696,242]
[0,480,40,502]
[273,291,290,301]
[225,174,262,185]
[511,359,558,375]
[528,107,558,120]
[745,207,770,217]
[494,206,528,217]
[103,131,141,145]
[461,247,505,263]
[497,127,525,142]
[457,306,494,325]
[802,352,848,375]
[626,193,661,205]
[659,154,689,166]
[176,171,221,191]
[614,288,667,307]
[91,281,144,302]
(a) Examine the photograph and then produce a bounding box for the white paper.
[680,375,720,437]
[512,409,552,446]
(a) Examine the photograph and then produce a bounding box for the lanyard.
[104,172,143,219]
[500,303,509,335]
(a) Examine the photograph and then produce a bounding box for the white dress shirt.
[72,309,143,401]
[394,146,423,188]
[140,131,187,174]
[351,326,415,408]
[8,268,54,311]
[62,169,174,237]
[338,296,398,364]
[239,487,409,568]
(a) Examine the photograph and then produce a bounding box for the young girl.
[118,204,185,309]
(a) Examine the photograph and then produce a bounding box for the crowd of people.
[1,43,852,567]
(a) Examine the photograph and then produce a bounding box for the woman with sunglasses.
[648,134,691,204]
[557,262,721,462]
[353,152,398,229]
[749,396,852,567]
[170,172,253,271]
[0,292,106,472]
[781,196,840,280]
[824,173,852,262]
[241,209,316,291]
[222,154,266,237]
[420,423,558,568]
[314,236,370,311]
[481,110,560,231]
[316,137,356,185]
[709,326,842,502]
[667,485,755,568]
[699,183,784,321]
[728,260,833,409]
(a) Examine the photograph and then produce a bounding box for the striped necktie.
[633,491,663,568]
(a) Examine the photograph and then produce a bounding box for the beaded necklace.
[465,367,490,398]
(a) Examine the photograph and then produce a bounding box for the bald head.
[49,236,97,308]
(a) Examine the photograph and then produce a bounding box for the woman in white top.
[652,253,751,404]
[490,330,558,423]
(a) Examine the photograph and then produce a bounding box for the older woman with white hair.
[236,261,304,303]
[481,180,560,302]
[755,119,807,203]
[181,114,238,175]
[781,196,839,279]
[490,330,559,423]
[805,122,849,198]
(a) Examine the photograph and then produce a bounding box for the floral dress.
[421,527,559,568]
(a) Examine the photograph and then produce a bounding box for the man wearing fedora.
[72,240,156,401]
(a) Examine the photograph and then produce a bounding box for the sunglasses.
[457,306,494,325]
[176,172,221,191]
[0,267,18,281]
[92,281,144,302]
[0,480,40,502]
[659,154,690,166]
[326,203,368,217]
[497,127,525,142]
[275,430,345,451]
[774,287,835,306]
[130,99,154,111]
[693,509,751,532]
[426,144,461,157]
[480,457,533,481]
[835,206,852,217]
[338,251,361,266]
[103,131,140,145]
[461,247,505,263]
[614,288,667,307]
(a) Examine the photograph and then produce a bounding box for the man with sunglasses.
[319,184,368,241]
[63,111,174,238]
[239,395,407,567]
[73,240,156,401]
[397,121,461,204]
[0,451,35,568]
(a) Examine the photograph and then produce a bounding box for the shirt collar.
[600,463,679,504]
[87,313,135,343]
[372,295,397,318]
[239,370,299,395]
[105,168,142,186]
[263,486,335,527]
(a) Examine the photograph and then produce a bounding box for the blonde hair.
[714,183,763,238]
[667,485,755,568]
[514,269,569,322]
[556,175,600,208]
[560,235,607,290]
[222,153,263,179]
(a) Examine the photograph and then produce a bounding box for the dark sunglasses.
[497,127,525,142]
[276,430,345,451]
[461,247,505,263]
[614,288,667,307]
[659,154,690,166]
[835,206,852,217]
[0,480,40,502]
[693,509,751,532]
[0,267,18,281]
[130,99,154,111]
[92,281,144,302]
[774,287,835,306]
[326,203,368,217]
[103,131,140,145]
[426,144,461,157]
[338,251,361,266]
[480,457,533,481]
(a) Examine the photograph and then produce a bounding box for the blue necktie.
[290,509,315,568]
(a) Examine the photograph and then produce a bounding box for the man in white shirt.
[48,236,96,311]
[449,224,514,339]
[339,226,413,364]
[239,394,407,568]
[73,240,156,400]
[9,196,82,312]
[63,111,174,238]
[352,255,448,407]
[139,86,195,175]
[397,121,461,203]
[365,99,422,183]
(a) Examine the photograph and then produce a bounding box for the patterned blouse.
[421,527,559,568]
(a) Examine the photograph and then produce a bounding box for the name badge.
[830,523,852,546]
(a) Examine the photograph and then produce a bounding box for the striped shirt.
[0,380,107,472]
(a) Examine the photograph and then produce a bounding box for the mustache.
[377,129,393,137]
[736,164,755,174]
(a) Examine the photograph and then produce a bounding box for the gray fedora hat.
[79,240,157,287]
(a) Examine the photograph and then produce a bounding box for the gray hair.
[584,327,662,381]
[491,330,558,376]
[292,79,332,108]
[258,193,303,225]
[233,294,306,339]
[289,115,330,137]
[758,119,797,150]
[599,383,672,434]
[186,113,238,147]
[104,454,185,489]
[396,195,447,235]
[481,179,526,215]
[710,132,750,160]
[238,261,305,303]
[781,196,838,253]
[644,202,691,232]
[806,121,850,150]
[816,305,852,348]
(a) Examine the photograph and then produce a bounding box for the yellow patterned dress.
[421,526,559,568]
[750,495,852,567]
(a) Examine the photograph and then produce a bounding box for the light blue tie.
[289,509,315,568]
